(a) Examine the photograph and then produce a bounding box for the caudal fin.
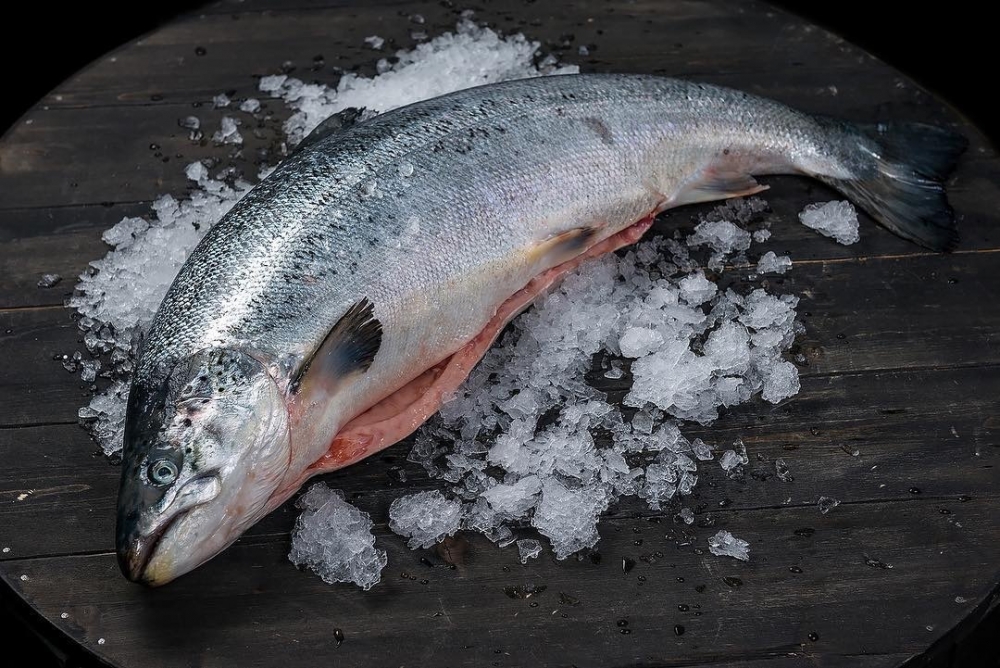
[819,121,967,251]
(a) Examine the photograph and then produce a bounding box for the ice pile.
[289,484,387,590]
[388,490,463,549]
[259,19,577,146]
[400,202,802,560]
[798,200,860,245]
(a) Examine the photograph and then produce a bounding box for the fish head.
[116,348,291,586]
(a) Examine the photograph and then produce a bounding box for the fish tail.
[816,120,967,251]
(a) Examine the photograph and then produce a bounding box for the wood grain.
[1,1,998,667]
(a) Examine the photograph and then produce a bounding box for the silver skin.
[117,73,895,584]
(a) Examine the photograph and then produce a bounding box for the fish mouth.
[117,473,222,586]
[118,507,191,585]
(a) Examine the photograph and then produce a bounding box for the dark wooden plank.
[4,247,1000,428]
[4,494,996,668]
[3,0,1000,666]
[3,363,997,558]
[23,1,905,110]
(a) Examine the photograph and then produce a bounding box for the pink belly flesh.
[298,214,656,481]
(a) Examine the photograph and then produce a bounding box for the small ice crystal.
[817,496,840,514]
[687,220,752,255]
[364,35,385,50]
[37,273,62,288]
[388,490,463,549]
[289,483,387,590]
[516,538,542,563]
[774,458,793,482]
[678,507,695,525]
[753,228,771,242]
[798,200,860,245]
[177,115,200,130]
[212,116,243,145]
[708,530,750,561]
[212,93,231,108]
[756,251,792,275]
[79,359,101,383]
[239,98,261,114]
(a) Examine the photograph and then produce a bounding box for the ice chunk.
[752,228,771,243]
[678,271,717,305]
[761,359,800,404]
[516,538,542,563]
[677,507,695,524]
[364,35,385,50]
[37,273,62,288]
[756,251,792,274]
[289,483,387,590]
[482,475,542,517]
[388,490,463,549]
[239,98,261,114]
[619,327,664,357]
[817,496,840,514]
[708,530,750,561]
[531,480,608,558]
[798,200,860,245]
[774,458,793,482]
[687,220,752,254]
[212,93,231,108]
[212,116,243,144]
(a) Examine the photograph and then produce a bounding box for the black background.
[2,2,997,666]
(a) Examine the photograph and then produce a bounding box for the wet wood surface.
[1,1,998,666]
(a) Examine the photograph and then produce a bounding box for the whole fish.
[117,73,964,585]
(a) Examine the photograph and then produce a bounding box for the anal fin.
[673,170,769,206]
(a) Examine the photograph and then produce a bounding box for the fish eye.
[148,459,179,486]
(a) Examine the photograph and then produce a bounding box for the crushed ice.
[65,18,834,588]
[798,200,860,245]
[289,483,387,590]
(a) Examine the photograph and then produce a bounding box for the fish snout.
[116,473,223,586]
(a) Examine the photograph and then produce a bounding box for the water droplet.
[194,46,207,56]
[503,584,546,599]
[677,604,689,612]
[622,557,636,574]
[398,161,414,177]
[558,592,580,606]
[722,576,743,588]
[616,619,629,627]
[619,629,632,635]
[789,566,803,573]
[909,487,921,494]
[334,628,345,647]
[794,527,815,537]
[958,495,972,502]
[674,624,685,636]
[675,576,685,583]
[863,553,893,569]
[808,632,819,642]
[694,585,706,593]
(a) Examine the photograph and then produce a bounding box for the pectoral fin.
[528,225,603,268]
[291,298,382,396]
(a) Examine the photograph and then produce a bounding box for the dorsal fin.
[293,107,369,153]
[291,298,382,395]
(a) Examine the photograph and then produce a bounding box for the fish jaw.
[117,348,292,586]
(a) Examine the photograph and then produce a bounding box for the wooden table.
[2,1,998,666]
